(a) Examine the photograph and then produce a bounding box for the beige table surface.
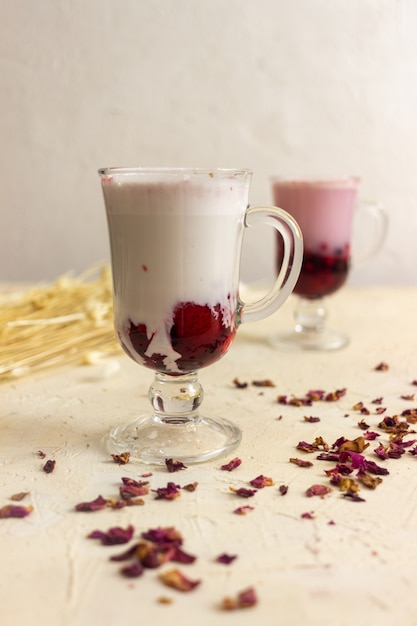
[1,286,417,626]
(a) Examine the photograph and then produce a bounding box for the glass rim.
[98,166,252,178]
[270,175,361,188]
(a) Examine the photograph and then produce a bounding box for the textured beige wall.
[0,0,415,284]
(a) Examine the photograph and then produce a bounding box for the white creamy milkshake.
[101,170,249,374]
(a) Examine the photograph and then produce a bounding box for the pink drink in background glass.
[272,178,359,299]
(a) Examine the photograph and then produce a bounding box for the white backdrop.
[0,0,416,285]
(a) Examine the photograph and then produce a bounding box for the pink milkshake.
[272,178,359,299]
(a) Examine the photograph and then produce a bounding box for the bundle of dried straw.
[0,265,121,382]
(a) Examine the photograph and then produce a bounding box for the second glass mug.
[99,167,303,464]
[271,176,387,350]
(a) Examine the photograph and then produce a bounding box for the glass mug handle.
[352,202,388,265]
[239,205,303,324]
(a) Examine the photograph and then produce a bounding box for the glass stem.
[148,372,204,424]
[294,297,327,334]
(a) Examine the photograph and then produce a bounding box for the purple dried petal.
[303,416,321,423]
[165,458,187,472]
[233,505,254,515]
[301,511,315,519]
[342,492,366,502]
[43,459,56,474]
[221,457,242,471]
[110,544,140,562]
[306,484,332,498]
[249,475,274,488]
[141,527,183,545]
[87,524,135,545]
[230,487,257,498]
[152,482,181,500]
[0,504,33,518]
[171,546,197,564]
[216,553,237,565]
[75,495,108,512]
[120,561,144,578]
[363,431,380,440]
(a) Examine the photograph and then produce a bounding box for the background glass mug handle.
[239,205,303,325]
[352,201,388,265]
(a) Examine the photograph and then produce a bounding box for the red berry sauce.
[127,302,236,374]
[276,239,350,299]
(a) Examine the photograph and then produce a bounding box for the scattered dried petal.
[38,450,46,458]
[342,492,366,502]
[165,458,187,473]
[375,362,389,371]
[119,477,149,499]
[289,457,313,468]
[279,484,288,495]
[182,482,198,492]
[111,452,130,465]
[120,562,144,578]
[249,475,274,489]
[252,379,275,387]
[306,484,332,498]
[303,415,321,423]
[216,553,237,565]
[221,586,258,610]
[153,482,181,500]
[43,459,56,473]
[234,505,254,515]
[229,487,257,498]
[158,568,200,592]
[75,495,108,512]
[233,377,248,389]
[87,524,135,545]
[0,504,33,518]
[10,492,29,501]
[221,457,242,471]
[301,511,315,519]
[141,526,183,546]
[358,473,383,489]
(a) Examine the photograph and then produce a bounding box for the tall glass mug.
[271,177,387,350]
[99,168,303,464]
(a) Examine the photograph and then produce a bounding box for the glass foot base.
[105,415,242,465]
[272,328,349,351]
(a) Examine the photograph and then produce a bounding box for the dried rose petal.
[158,568,200,592]
[401,394,415,401]
[43,459,56,474]
[301,511,315,519]
[153,482,181,500]
[119,477,149,499]
[358,473,383,489]
[221,457,242,471]
[252,379,275,387]
[216,553,237,565]
[11,492,29,501]
[233,377,248,389]
[221,586,257,610]
[279,484,288,495]
[111,452,130,465]
[342,492,366,502]
[337,436,369,453]
[165,458,187,473]
[303,416,321,423]
[325,388,346,402]
[306,389,325,401]
[38,450,46,458]
[75,495,108,512]
[120,562,144,578]
[306,484,332,498]
[229,487,256,498]
[363,431,380,440]
[141,526,183,546]
[171,546,197,564]
[110,544,139,562]
[375,362,389,371]
[249,475,274,489]
[137,542,176,568]
[289,457,313,468]
[0,504,33,518]
[182,482,198,492]
[87,524,135,545]
[233,505,254,515]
